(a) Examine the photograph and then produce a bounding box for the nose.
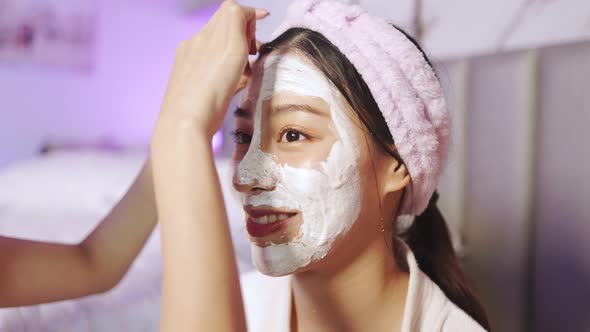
[232,175,274,193]
[232,148,278,194]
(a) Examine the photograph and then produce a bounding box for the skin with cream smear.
[232,53,364,276]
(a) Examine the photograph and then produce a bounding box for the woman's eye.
[279,129,307,143]
[231,130,252,144]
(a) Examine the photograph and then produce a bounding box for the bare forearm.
[81,160,158,288]
[0,160,158,307]
[0,238,95,306]
[152,115,246,332]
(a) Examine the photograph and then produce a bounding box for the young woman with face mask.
[151,1,490,331]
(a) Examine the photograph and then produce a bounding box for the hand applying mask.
[157,0,267,138]
[150,1,268,331]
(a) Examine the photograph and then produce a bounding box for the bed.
[0,148,253,331]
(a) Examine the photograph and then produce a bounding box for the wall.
[0,2,588,330]
[0,0,211,167]
[435,41,590,332]
[2,0,589,167]
[360,0,590,60]
[533,41,590,332]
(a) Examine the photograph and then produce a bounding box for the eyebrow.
[234,107,251,118]
[271,103,329,117]
[233,103,329,119]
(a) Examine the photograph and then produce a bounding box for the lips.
[244,206,298,238]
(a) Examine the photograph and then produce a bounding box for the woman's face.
[232,51,387,276]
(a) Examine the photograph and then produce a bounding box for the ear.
[382,156,411,195]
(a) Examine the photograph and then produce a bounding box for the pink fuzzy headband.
[272,0,450,216]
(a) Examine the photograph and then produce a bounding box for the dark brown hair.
[258,27,490,330]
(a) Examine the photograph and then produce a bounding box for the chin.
[254,261,298,277]
[250,241,322,277]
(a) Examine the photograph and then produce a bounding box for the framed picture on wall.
[0,0,97,70]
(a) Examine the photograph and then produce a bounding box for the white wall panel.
[422,0,590,60]
[463,50,537,332]
[533,41,590,332]
[359,0,415,33]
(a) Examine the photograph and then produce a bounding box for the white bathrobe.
[240,240,486,332]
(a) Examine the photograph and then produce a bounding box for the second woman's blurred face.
[232,52,364,276]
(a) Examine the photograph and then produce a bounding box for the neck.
[291,234,409,332]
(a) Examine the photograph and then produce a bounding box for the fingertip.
[255,9,270,19]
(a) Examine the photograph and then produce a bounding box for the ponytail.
[401,192,491,330]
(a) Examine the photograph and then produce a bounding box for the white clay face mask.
[233,54,362,276]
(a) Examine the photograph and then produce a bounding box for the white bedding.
[0,150,253,331]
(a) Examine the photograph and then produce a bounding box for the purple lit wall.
[0,0,217,167]
[3,0,590,167]
[212,129,223,154]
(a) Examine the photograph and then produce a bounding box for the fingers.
[224,1,269,21]
[243,7,267,55]
[192,1,267,56]
[240,4,270,21]
[249,39,265,55]
[247,18,257,54]
[240,5,269,33]
[235,61,252,94]
[255,8,270,19]
[221,1,268,55]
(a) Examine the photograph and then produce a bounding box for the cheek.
[358,161,377,198]
[267,135,338,170]
[353,148,383,209]
[261,110,339,169]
